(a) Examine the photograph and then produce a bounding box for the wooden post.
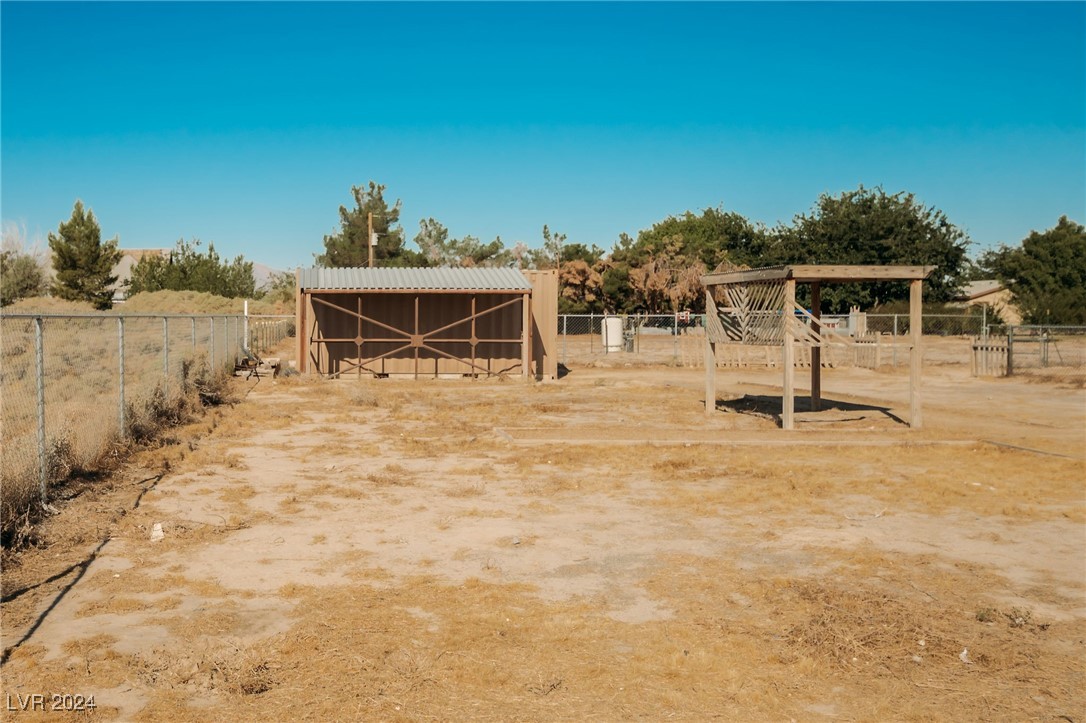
[367,212,375,268]
[782,279,796,430]
[521,292,531,379]
[810,281,821,411]
[909,278,922,428]
[295,270,306,374]
[703,288,716,415]
[705,338,716,415]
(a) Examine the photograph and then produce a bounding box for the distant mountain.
[252,262,287,290]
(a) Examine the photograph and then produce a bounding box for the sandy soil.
[2,347,1084,720]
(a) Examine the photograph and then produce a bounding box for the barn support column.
[810,281,822,411]
[782,279,796,430]
[909,278,923,428]
[295,271,307,374]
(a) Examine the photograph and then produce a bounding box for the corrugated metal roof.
[299,266,532,291]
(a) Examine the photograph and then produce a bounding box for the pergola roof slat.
[701,264,935,286]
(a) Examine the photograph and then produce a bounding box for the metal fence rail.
[970,326,1086,379]
[0,312,293,508]
[247,314,295,357]
[557,312,991,368]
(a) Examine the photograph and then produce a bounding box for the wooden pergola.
[701,265,935,429]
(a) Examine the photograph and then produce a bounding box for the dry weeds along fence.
[0,312,292,546]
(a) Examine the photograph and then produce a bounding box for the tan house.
[110,249,170,303]
[953,280,1021,325]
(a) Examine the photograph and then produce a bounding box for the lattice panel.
[706,282,786,345]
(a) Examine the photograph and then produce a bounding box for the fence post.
[191,316,196,353]
[590,313,595,354]
[35,317,47,505]
[210,317,215,368]
[562,315,567,365]
[673,312,678,363]
[163,317,169,395]
[892,315,899,366]
[118,317,126,439]
[1006,330,1014,376]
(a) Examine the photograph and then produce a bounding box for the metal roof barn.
[296,267,557,380]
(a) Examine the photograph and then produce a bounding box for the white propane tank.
[602,316,623,353]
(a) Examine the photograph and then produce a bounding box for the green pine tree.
[48,200,122,309]
[317,181,426,267]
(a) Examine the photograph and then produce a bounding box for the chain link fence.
[558,312,999,369]
[972,326,1086,381]
[248,315,295,357]
[0,312,301,535]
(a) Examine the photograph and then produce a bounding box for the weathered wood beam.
[910,278,923,428]
[702,264,935,287]
[811,281,822,412]
[782,279,796,430]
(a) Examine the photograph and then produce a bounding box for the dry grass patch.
[366,463,415,487]
[75,594,183,618]
[643,445,1086,522]
[444,481,487,498]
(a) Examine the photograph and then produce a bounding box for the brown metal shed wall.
[306,291,524,377]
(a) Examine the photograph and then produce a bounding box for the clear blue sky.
[3,1,1084,272]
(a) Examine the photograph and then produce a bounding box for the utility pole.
[368,212,375,268]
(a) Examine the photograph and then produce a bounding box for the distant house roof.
[957,280,1006,301]
[299,267,532,292]
[111,249,171,300]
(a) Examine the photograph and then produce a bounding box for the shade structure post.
[782,279,796,429]
[704,288,716,415]
[705,338,716,415]
[810,281,822,411]
[909,278,923,428]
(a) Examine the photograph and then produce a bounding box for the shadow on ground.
[716,394,907,427]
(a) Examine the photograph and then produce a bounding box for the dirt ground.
[2,343,1084,721]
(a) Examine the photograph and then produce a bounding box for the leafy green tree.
[561,243,606,265]
[540,225,566,269]
[981,216,1086,325]
[259,270,298,305]
[773,186,970,313]
[628,207,767,270]
[318,182,425,267]
[0,249,46,306]
[128,239,256,298]
[599,260,635,314]
[48,200,121,309]
[412,218,508,267]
